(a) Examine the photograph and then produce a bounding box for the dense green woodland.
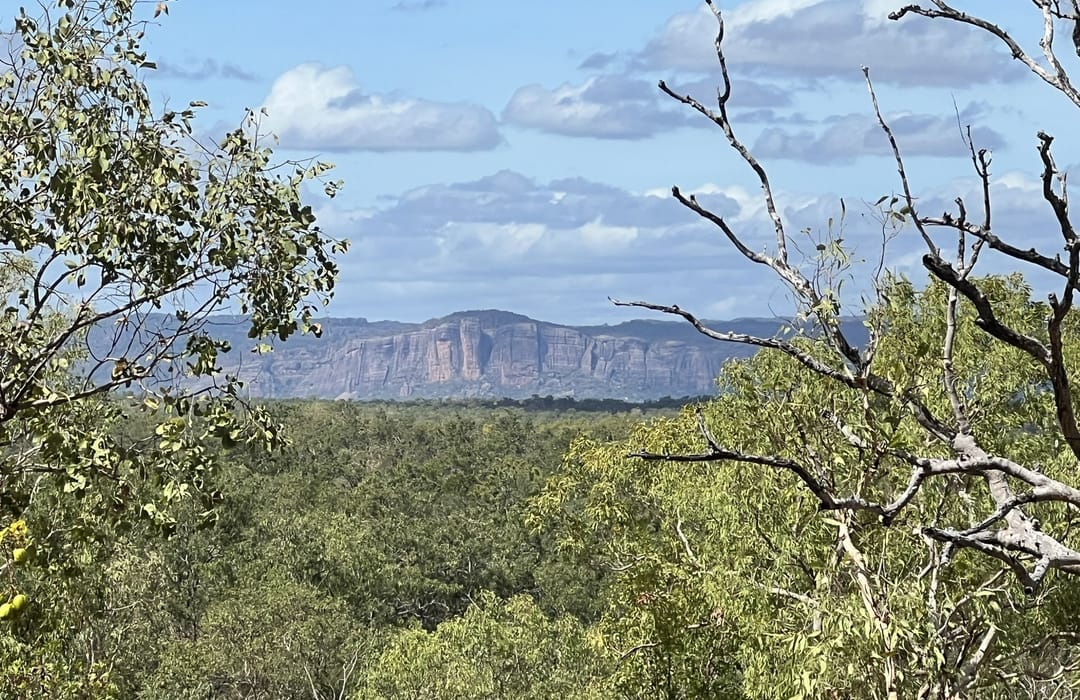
[6,287,1080,699]
[6,0,1080,697]
[0,400,670,697]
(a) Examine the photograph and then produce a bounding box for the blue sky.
[138,0,1080,324]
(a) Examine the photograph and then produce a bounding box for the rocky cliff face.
[222,310,781,400]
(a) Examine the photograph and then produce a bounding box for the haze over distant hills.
[188,309,867,401]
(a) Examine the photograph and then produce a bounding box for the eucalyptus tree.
[540,2,1080,697]
[0,0,344,693]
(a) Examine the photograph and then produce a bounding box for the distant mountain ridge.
[193,310,866,401]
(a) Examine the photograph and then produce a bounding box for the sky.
[135,0,1080,325]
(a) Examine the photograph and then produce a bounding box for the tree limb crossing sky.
[141,0,1078,325]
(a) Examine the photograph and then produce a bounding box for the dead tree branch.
[620,0,1080,593]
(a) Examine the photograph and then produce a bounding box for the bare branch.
[668,187,769,266]
[617,641,660,663]
[674,513,703,569]
[919,215,1068,277]
[1047,297,1080,459]
[921,254,1051,363]
[1037,132,1077,248]
[753,582,820,608]
[942,230,970,433]
[891,3,1080,107]
[955,624,998,693]
[610,297,871,392]
[656,4,867,372]
[659,0,788,263]
[628,444,851,511]
[863,68,937,254]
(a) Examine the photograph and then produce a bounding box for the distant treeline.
[298,394,711,413]
[487,394,708,412]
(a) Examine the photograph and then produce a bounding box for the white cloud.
[860,0,902,26]
[261,63,501,152]
[639,0,1023,86]
[319,167,1073,323]
[727,0,828,27]
[994,170,1041,193]
[338,171,744,281]
[452,222,546,260]
[752,110,1005,163]
[580,219,639,248]
[715,184,773,223]
[702,296,742,318]
[503,75,698,139]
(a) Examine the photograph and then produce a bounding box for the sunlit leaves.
[356,593,610,700]
[536,276,1080,697]
[0,1,345,692]
[0,0,346,525]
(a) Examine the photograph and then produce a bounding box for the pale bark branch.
[753,582,820,608]
[863,67,937,254]
[609,297,871,393]
[659,0,788,263]
[622,0,1080,595]
[954,624,998,693]
[891,3,1080,107]
[656,1,865,372]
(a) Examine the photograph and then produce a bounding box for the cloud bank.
[262,64,501,152]
[638,0,1023,86]
[317,164,1068,324]
[753,108,1005,163]
[156,58,258,82]
[502,75,703,139]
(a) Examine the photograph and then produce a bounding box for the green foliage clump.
[0,398,649,697]
[0,0,346,694]
[535,277,1080,698]
[356,592,610,700]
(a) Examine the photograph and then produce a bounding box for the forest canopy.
[3,0,1080,699]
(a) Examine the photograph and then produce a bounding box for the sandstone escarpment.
[209,310,846,401]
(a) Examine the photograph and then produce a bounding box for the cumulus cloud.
[752,109,1005,163]
[317,165,1073,324]
[639,0,1023,86]
[369,169,730,234]
[156,58,257,82]
[733,108,813,124]
[324,172,763,318]
[318,170,880,322]
[578,52,618,70]
[392,0,445,10]
[502,74,701,139]
[261,63,501,152]
[666,77,794,108]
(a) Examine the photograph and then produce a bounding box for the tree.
[0,0,345,533]
[144,569,369,700]
[0,0,344,692]
[539,281,1080,697]
[539,1,1080,697]
[355,593,612,700]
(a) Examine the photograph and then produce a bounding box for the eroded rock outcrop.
[86,309,868,400]
[215,310,816,400]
